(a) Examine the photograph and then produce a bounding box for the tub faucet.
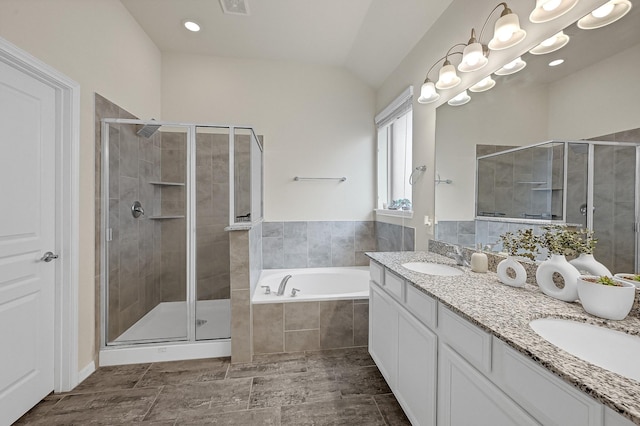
[276,275,292,296]
[448,245,469,267]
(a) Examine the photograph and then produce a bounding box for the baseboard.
[78,361,96,384]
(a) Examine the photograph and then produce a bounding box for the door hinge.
[106,228,113,242]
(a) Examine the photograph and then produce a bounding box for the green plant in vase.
[496,228,538,288]
[499,229,539,261]
[566,228,611,276]
[536,225,581,302]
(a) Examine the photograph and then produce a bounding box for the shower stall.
[476,140,640,272]
[99,119,262,363]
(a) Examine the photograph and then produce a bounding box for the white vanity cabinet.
[369,266,437,426]
[368,260,636,426]
[438,343,540,426]
[369,283,399,387]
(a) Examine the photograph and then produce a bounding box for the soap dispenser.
[470,243,488,273]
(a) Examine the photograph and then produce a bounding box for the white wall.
[0,0,162,371]
[435,82,549,221]
[162,53,377,221]
[548,42,640,140]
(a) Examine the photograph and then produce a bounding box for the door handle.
[41,251,59,262]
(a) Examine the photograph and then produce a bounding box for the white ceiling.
[119,0,453,88]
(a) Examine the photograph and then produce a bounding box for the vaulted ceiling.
[120,0,453,88]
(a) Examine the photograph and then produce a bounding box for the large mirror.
[434,4,640,272]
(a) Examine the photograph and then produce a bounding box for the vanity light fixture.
[469,75,497,92]
[495,56,527,75]
[183,20,201,32]
[529,0,579,23]
[436,46,465,89]
[549,58,565,66]
[487,3,527,50]
[458,29,490,73]
[418,50,464,104]
[577,0,632,29]
[529,31,570,54]
[418,79,441,104]
[448,90,471,106]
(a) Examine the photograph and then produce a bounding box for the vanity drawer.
[370,261,384,286]
[438,304,492,374]
[492,338,602,426]
[405,284,437,329]
[383,269,404,301]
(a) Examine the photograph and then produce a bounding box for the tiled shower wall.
[261,221,415,269]
[195,133,232,300]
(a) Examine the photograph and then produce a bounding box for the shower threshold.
[114,299,231,343]
[100,299,231,366]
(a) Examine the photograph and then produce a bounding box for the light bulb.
[542,0,562,11]
[504,58,519,70]
[592,2,615,18]
[541,34,558,47]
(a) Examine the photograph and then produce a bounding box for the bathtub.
[253,266,370,303]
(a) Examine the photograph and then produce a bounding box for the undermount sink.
[401,262,463,276]
[530,318,640,381]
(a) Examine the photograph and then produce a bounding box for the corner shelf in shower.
[148,181,185,186]
[148,215,185,220]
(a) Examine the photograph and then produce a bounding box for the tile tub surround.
[252,300,369,354]
[261,221,414,269]
[16,347,410,425]
[366,251,640,424]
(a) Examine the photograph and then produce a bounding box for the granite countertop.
[366,251,640,425]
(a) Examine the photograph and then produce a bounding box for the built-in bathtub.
[251,266,370,355]
[253,266,370,303]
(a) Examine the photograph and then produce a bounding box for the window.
[375,86,413,211]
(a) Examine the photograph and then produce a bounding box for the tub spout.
[277,275,292,296]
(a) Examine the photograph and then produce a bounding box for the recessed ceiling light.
[183,21,201,32]
[549,59,564,67]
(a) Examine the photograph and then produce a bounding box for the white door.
[0,59,57,425]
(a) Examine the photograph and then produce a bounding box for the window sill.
[375,209,414,219]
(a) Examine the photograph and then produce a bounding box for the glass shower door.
[194,126,231,341]
[592,144,637,272]
[104,121,189,345]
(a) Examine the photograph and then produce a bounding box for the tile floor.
[15,347,411,425]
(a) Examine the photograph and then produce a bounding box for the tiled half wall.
[261,221,415,269]
[252,299,369,354]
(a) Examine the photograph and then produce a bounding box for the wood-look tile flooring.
[16,347,411,425]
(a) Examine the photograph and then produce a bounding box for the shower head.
[136,121,161,138]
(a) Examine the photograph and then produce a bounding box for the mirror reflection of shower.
[475,140,639,272]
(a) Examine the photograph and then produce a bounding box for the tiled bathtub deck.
[16,347,410,425]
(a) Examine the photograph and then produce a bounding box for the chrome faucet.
[448,245,469,267]
[276,275,292,296]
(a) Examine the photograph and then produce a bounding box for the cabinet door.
[438,344,540,426]
[369,284,398,387]
[397,309,437,426]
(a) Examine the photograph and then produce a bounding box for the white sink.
[530,318,640,381]
[401,262,463,276]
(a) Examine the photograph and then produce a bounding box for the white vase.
[536,254,580,302]
[497,256,527,287]
[569,253,611,276]
[577,275,635,320]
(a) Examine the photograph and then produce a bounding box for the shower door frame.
[100,118,261,350]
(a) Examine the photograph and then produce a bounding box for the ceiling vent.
[219,0,250,15]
